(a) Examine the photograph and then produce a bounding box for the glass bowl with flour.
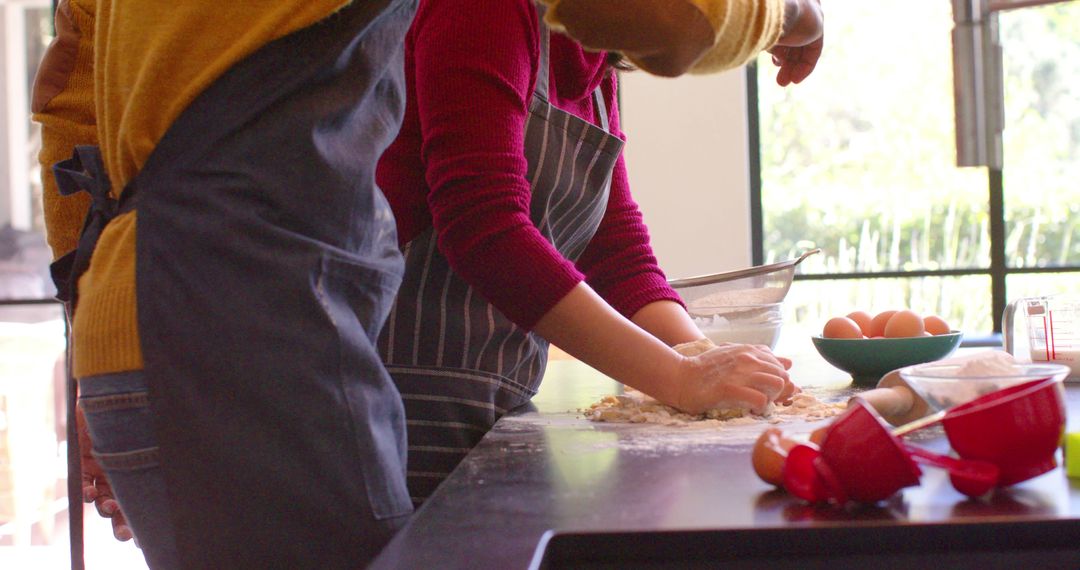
[669,252,818,350]
[689,302,783,349]
[899,352,1070,411]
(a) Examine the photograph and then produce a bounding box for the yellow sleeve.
[31,0,97,261]
[541,0,785,76]
[686,0,785,74]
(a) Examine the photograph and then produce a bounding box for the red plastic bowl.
[942,378,1066,486]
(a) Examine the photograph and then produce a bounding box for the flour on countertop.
[582,389,846,427]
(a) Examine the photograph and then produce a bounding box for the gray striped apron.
[378,8,625,505]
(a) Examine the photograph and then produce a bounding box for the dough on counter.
[583,389,845,427]
[590,338,846,426]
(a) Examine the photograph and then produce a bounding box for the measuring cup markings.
[1005,295,1080,378]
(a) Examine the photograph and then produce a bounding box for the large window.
[752,0,1080,342]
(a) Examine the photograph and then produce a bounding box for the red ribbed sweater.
[376,0,682,330]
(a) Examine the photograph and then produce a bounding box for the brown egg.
[752,427,799,487]
[924,315,951,335]
[884,309,926,338]
[822,316,864,339]
[846,311,874,337]
[868,310,898,338]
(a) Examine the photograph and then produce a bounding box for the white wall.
[619,68,753,281]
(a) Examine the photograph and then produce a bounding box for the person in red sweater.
[376,0,819,505]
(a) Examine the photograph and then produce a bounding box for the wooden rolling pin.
[849,369,930,427]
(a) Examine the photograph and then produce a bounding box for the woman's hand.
[671,342,795,415]
[771,0,824,86]
[78,405,133,541]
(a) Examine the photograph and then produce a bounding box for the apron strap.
[533,2,611,133]
[49,145,136,308]
[534,3,551,102]
[594,84,609,131]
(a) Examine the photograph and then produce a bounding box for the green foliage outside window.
[757,1,1080,335]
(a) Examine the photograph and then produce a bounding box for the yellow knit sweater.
[541,0,784,73]
[33,0,352,378]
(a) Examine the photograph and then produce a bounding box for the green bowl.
[811,332,964,386]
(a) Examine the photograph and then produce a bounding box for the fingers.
[93,477,120,518]
[715,385,770,415]
[679,344,799,413]
[776,378,798,402]
[703,344,796,404]
[111,509,134,542]
[84,467,133,541]
[81,448,114,516]
[741,370,787,403]
[737,346,791,380]
[770,37,824,86]
[77,404,130,540]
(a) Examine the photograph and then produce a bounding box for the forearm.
[631,300,703,347]
[533,282,683,404]
[539,0,715,77]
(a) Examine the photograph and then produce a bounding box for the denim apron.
[377,6,625,505]
[50,0,417,566]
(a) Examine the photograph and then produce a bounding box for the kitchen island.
[370,341,1080,569]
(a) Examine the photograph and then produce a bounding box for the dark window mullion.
[989,168,1007,332]
[746,63,765,267]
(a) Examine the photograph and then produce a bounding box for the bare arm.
[534,283,686,404]
[630,299,704,347]
[534,283,793,413]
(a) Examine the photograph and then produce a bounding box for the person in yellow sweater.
[35,0,822,567]
[36,0,419,567]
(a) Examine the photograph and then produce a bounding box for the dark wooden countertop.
[370,339,1080,569]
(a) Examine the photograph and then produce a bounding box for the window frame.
[746,59,1080,339]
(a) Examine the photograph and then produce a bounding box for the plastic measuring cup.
[783,401,922,504]
[1003,294,1080,380]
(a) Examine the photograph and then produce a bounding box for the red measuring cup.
[783,401,922,504]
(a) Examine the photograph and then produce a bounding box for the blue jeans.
[79,370,179,570]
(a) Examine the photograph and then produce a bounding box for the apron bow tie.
[50,145,135,306]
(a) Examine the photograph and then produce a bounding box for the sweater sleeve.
[32,0,98,260]
[411,0,585,330]
[686,0,785,74]
[539,0,784,75]
[576,74,684,319]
